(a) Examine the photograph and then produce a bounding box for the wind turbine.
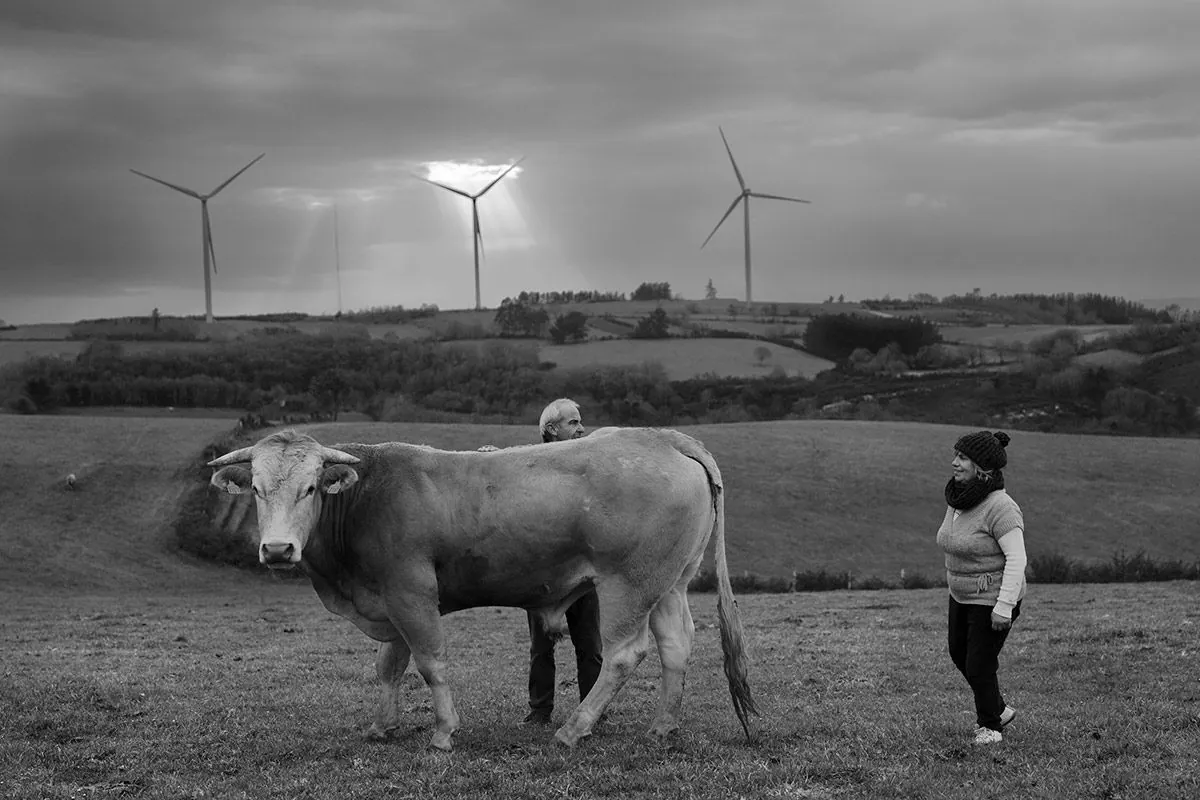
[130,153,265,323]
[700,128,810,304]
[415,158,524,311]
[332,203,343,316]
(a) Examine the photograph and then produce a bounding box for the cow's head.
[207,430,360,569]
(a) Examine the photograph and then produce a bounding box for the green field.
[0,413,1197,798]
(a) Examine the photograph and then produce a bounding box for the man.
[523,398,603,724]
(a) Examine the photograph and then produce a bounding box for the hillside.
[294,419,1200,580]
[5,415,1198,593]
[0,414,243,591]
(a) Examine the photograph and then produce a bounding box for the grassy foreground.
[1,579,1197,799]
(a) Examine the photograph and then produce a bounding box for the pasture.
[2,579,1197,799]
[5,415,1200,589]
[537,339,834,380]
[938,324,1130,347]
[1,414,1198,798]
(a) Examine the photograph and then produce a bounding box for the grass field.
[5,415,1199,590]
[297,419,1200,583]
[1,414,1198,798]
[0,414,241,591]
[1,580,1196,799]
[537,339,835,380]
[938,325,1131,347]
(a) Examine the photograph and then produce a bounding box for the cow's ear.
[211,465,252,494]
[320,464,359,495]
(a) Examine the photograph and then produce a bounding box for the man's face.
[551,411,586,441]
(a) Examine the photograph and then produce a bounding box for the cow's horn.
[207,445,256,467]
[320,446,360,465]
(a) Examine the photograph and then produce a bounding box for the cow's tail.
[675,433,758,743]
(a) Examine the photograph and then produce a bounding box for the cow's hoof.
[430,731,454,752]
[647,719,680,739]
[554,725,591,748]
[364,724,390,741]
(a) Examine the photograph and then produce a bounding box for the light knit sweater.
[936,489,1027,618]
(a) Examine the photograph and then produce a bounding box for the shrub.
[549,311,590,344]
[1028,328,1081,359]
[631,282,672,302]
[803,313,941,361]
[494,299,549,337]
[1029,550,1200,583]
[791,569,852,592]
[631,308,671,339]
[900,570,941,590]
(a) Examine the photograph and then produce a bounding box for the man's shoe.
[523,709,553,725]
[973,726,1003,745]
[999,706,1017,729]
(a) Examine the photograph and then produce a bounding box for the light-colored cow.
[208,427,756,750]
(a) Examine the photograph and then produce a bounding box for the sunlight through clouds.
[415,159,534,254]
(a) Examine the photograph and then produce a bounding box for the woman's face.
[951,451,978,483]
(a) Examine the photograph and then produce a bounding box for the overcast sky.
[2,0,1199,324]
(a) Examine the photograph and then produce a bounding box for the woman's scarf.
[944,469,1005,511]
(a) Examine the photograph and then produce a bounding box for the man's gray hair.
[539,398,580,440]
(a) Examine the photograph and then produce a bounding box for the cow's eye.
[305,485,316,496]
[252,485,262,497]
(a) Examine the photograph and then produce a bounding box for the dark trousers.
[947,596,1021,731]
[527,589,603,711]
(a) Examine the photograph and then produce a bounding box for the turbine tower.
[130,153,265,323]
[415,158,524,311]
[333,203,343,316]
[700,128,810,304]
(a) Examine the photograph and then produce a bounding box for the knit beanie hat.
[954,430,1010,471]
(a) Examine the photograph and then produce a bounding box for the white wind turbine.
[130,153,265,323]
[415,158,525,311]
[700,128,810,304]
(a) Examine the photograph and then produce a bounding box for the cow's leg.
[555,585,652,748]
[366,638,411,740]
[387,598,461,752]
[647,587,695,737]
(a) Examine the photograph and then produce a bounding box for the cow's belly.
[435,554,594,614]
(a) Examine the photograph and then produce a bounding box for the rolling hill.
[4,414,1197,593]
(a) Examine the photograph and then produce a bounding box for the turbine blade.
[203,204,217,274]
[701,195,744,249]
[474,205,485,261]
[130,169,202,199]
[413,174,474,199]
[749,191,812,204]
[718,127,746,190]
[475,156,525,198]
[209,153,265,198]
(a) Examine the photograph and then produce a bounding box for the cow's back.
[337,429,719,613]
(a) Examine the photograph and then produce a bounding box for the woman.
[937,430,1027,745]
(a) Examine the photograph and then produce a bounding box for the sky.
[2,0,1199,325]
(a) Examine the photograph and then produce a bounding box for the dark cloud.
[2,0,1200,322]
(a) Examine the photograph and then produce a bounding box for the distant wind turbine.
[130,153,266,323]
[333,203,343,316]
[415,158,525,311]
[700,128,810,304]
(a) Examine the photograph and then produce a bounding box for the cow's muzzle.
[260,542,299,568]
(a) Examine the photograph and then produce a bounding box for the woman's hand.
[990,611,1012,631]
